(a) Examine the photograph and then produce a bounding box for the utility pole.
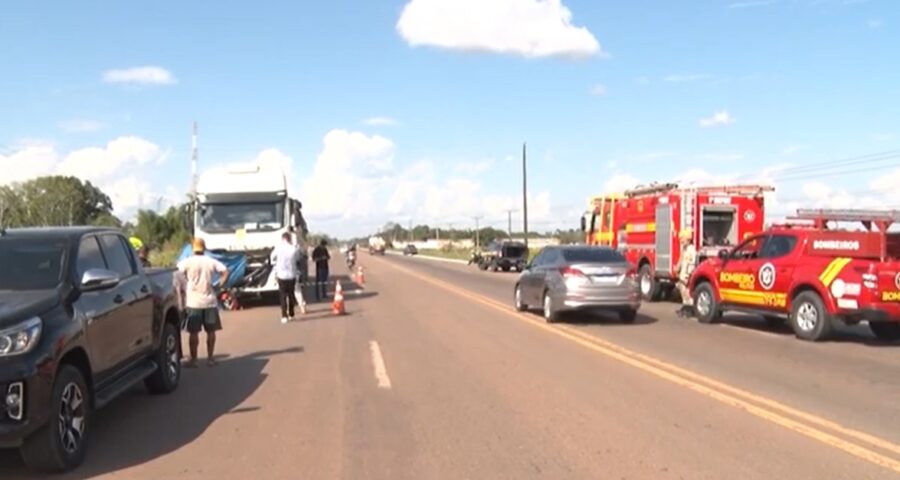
[473,216,482,249]
[522,142,529,250]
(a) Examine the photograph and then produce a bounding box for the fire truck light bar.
[794,209,900,222]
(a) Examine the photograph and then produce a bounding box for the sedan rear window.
[562,248,626,263]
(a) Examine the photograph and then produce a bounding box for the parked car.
[514,245,641,323]
[477,241,528,272]
[0,227,182,473]
[403,244,418,256]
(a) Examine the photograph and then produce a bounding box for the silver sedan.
[514,245,641,323]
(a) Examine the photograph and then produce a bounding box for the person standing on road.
[177,238,229,367]
[675,229,697,318]
[312,239,331,301]
[272,232,300,324]
[138,246,151,268]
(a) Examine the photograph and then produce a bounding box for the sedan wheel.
[543,292,560,323]
[515,285,527,312]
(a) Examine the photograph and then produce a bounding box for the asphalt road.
[1,252,899,479]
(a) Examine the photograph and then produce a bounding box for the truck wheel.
[478,261,488,271]
[638,264,661,301]
[543,291,561,323]
[502,265,510,272]
[145,322,182,394]
[692,282,720,324]
[869,322,900,342]
[514,284,528,312]
[20,365,91,473]
[790,291,834,341]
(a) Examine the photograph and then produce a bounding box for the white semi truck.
[187,164,307,296]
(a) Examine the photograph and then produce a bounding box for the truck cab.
[190,165,307,296]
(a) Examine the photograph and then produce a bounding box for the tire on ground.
[789,291,835,342]
[692,282,720,324]
[20,365,91,473]
[145,321,182,394]
[638,264,661,302]
[543,291,561,323]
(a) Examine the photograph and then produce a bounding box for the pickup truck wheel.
[790,292,834,342]
[692,283,720,324]
[145,322,182,394]
[20,365,90,473]
[869,322,900,342]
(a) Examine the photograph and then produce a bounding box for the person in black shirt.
[312,239,331,300]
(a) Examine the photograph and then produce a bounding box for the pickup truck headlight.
[0,317,42,357]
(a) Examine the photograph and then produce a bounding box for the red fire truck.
[579,182,773,301]
[689,209,900,342]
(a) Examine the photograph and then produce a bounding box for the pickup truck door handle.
[113,294,124,304]
[140,285,149,294]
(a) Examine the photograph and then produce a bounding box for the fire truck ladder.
[790,208,900,232]
[592,194,622,246]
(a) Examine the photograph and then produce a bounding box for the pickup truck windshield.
[199,202,284,233]
[502,245,527,257]
[0,238,67,290]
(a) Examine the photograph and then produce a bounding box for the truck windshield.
[198,202,284,233]
[502,245,527,257]
[0,238,67,290]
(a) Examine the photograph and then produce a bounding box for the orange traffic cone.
[356,266,365,287]
[332,281,346,315]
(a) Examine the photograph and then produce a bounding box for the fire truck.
[689,209,900,342]
[579,182,773,301]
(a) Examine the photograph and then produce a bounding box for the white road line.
[369,340,392,389]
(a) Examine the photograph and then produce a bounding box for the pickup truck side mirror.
[81,269,121,292]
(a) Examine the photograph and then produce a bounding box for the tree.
[0,176,116,227]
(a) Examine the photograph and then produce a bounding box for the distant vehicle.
[690,208,900,342]
[477,241,528,272]
[581,183,772,302]
[514,245,641,324]
[187,164,307,300]
[368,236,386,255]
[0,227,182,473]
[403,244,418,256]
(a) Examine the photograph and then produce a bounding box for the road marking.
[378,259,900,474]
[369,341,392,389]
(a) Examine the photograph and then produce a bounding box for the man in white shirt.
[177,238,229,367]
[272,232,300,324]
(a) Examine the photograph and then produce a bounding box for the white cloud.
[300,130,395,219]
[664,74,712,83]
[59,120,106,133]
[57,136,164,182]
[363,117,400,127]
[699,110,736,128]
[102,66,177,86]
[396,0,604,59]
[589,83,607,96]
[601,173,641,194]
[0,142,59,185]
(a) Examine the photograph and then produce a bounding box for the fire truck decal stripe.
[819,257,852,287]
[720,289,788,306]
[625,222,656,233]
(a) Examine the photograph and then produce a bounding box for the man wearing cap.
[177,238,229,367]
[675,228,697,318]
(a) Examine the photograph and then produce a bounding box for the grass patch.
[416,248,471,261]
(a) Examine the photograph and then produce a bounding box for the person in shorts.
[177,238,229,367]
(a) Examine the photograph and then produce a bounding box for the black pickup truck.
[475,241,529,272]
[0,227,182,473]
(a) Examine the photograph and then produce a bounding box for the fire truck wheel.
[638,264,661,301]
[692,282,720,324]
[790,292,834,342]
[868,322,900,342]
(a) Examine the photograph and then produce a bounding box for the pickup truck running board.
[95,360,158,409]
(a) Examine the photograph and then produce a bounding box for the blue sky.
[1,0,898,236]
